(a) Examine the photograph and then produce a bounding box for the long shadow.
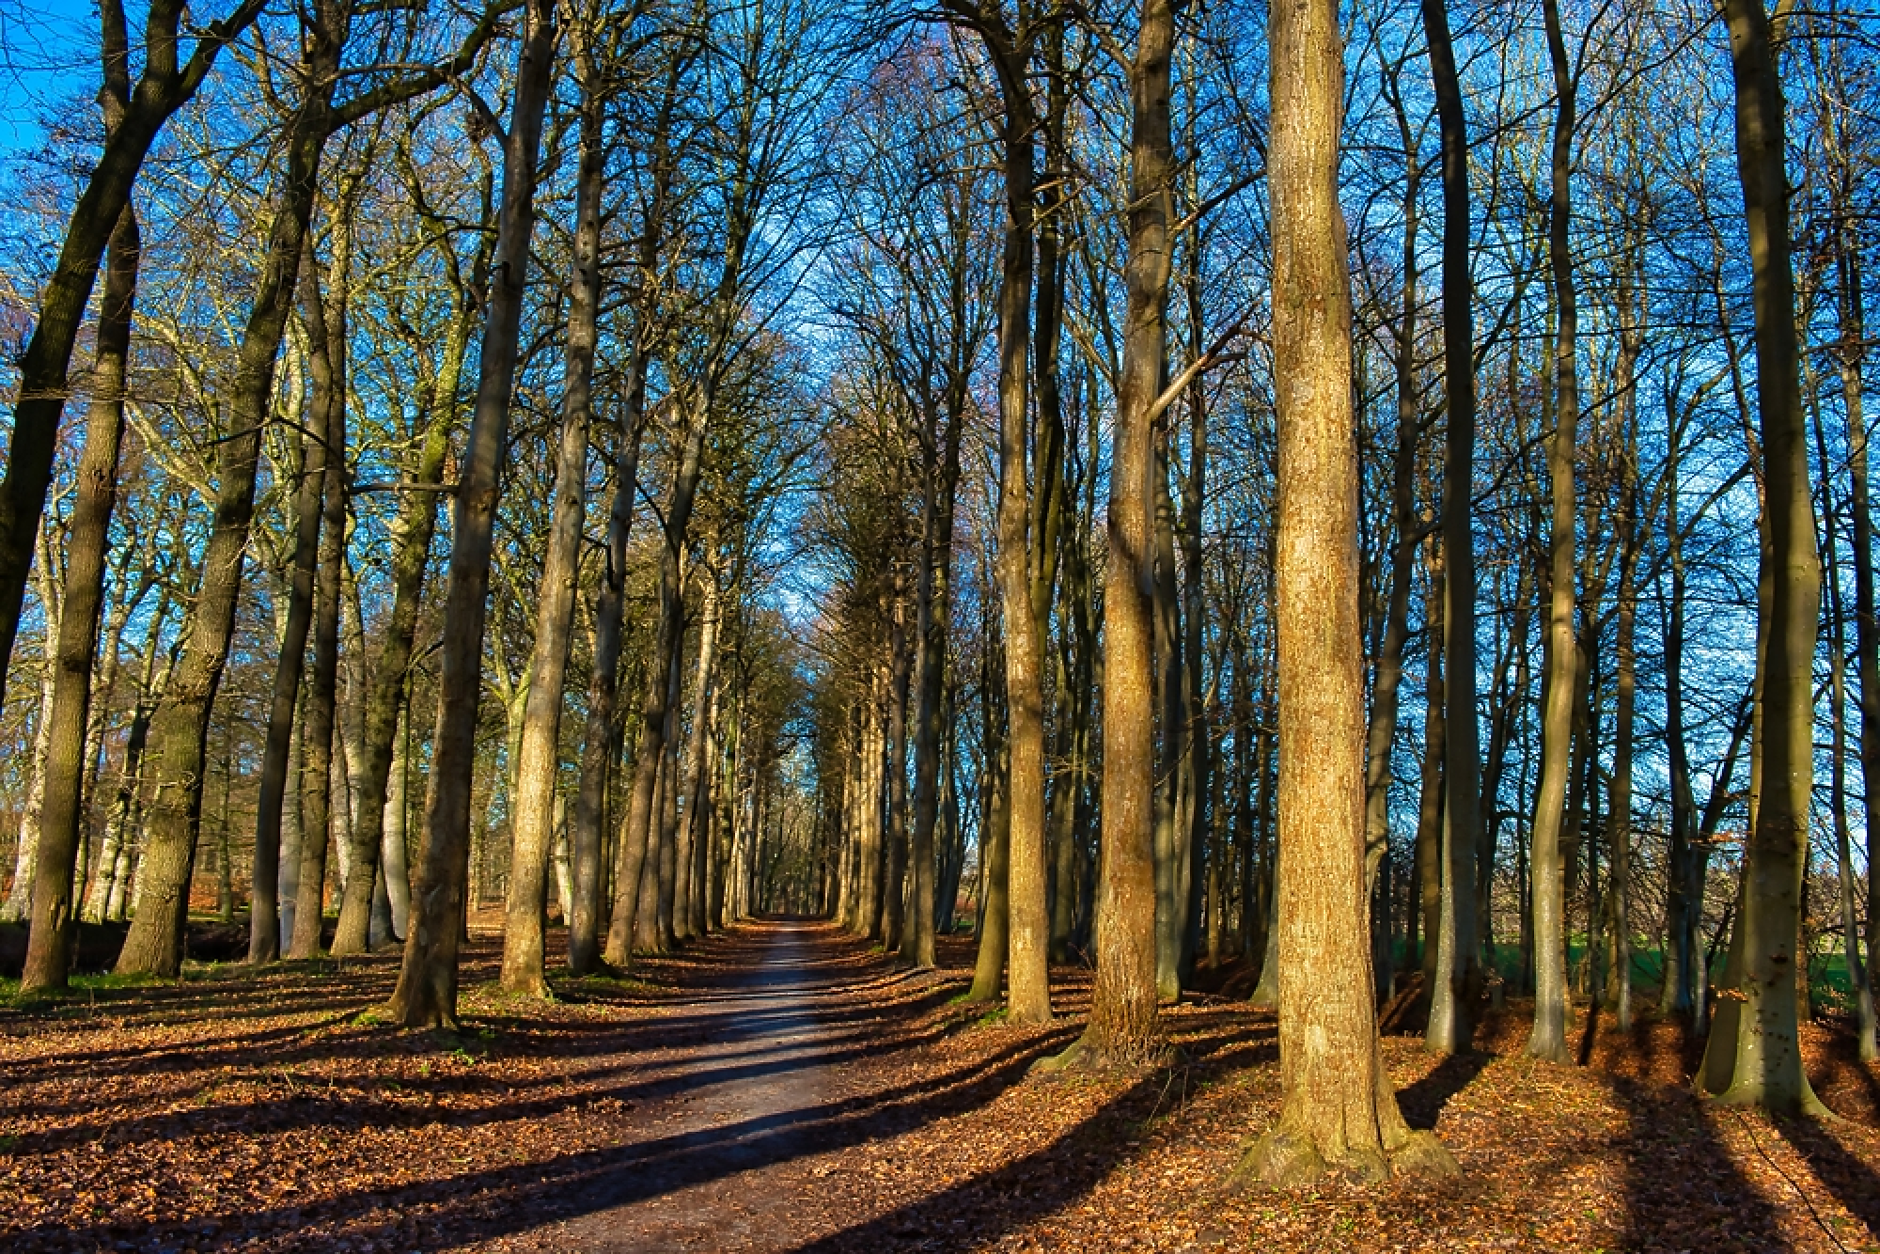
[1395,1051,1492,1131]
[8,929,972,1157]
[4,952,953,1097]
[785,1069,1167,1253]
[1612,1074,1790,1252]
[9,1009,1022,1160]
[1774,1116,1880,1240]
[19,1014,1080,1251]
[11,945,975,1158]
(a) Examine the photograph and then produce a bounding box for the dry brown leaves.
[2,925,1877,1253]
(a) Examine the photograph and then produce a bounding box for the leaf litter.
[0,921,1875,1252]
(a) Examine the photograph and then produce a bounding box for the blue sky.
[0,0,102,157]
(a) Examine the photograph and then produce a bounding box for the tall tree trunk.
[498,48,603,994]
[1660,443,1701,1019]
[967,636,1010,1002]
[385,0,556,1027]
[20,205,141,992]
[1363,90,1422,896]
[987,33,1051,1027]
[881,576,912,952]
[673,578,722,942]
[1825,42,1880,1059]
[901,369,964,968]
[1414,552,1445,993]
[1070,0,1174,1065]
[1603,282,1643,1032]
[1816,372,1870,1062]
[1152,430,1188,1000]
[1526,0,1580,1063]
[1423,0,1481,1056]
[1606,497,1639,1032]
[1700,0,1827,1117]
[287,238,351,961]
[117,1,345,977]
[1178,262,1211,996]
[1239,0,1453,1182]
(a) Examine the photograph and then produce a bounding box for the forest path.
[487,918,919,1252]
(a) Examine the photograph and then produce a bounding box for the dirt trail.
[491,920,887,1252]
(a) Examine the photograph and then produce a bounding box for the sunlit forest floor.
[1,919,1877,1252]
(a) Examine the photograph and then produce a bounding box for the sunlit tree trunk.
[881,576,912,952]
[1238,0,1454,1184]
[673,578,722,942]
[499,40,604,994]
[1699,0,1827,1117]
[117,0,348,978]
[967,636,1010,1002]
[987,28,1051,1026]
[1069,0,1174,1064]
[287,237,352,962]
[1526,0,1580,1063]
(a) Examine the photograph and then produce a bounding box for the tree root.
[1032,1033,1180,1075]
[1231,1127,1458,1190]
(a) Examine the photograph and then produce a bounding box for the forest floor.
[2,918,1880,1252]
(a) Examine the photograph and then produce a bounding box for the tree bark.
[880,575,912,952]
[20,205,141,991]
[287,240,351,961]
[1238,0,1453,1184]
[498,47,604,994]
[1423,0,1481,1056]
[385,0,557,1027]
[673,578,722,942]
[1526,0,1580,1063]
[116,1,345,977]
[1699,0,1827,1117]
[986,27,1051,1027]
[1067,0,1175,1065]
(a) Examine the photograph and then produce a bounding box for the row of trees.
[0,0,1870,1185]
[803,0,1872,1160]
[0,0,830,1020]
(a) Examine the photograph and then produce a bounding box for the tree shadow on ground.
[783,1069,1167,1253]
[1395,1050,1491,1131]
[1775,1114,1880,1242]
[1612,1075,1789,1253]
[16,1015,1080,1251]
